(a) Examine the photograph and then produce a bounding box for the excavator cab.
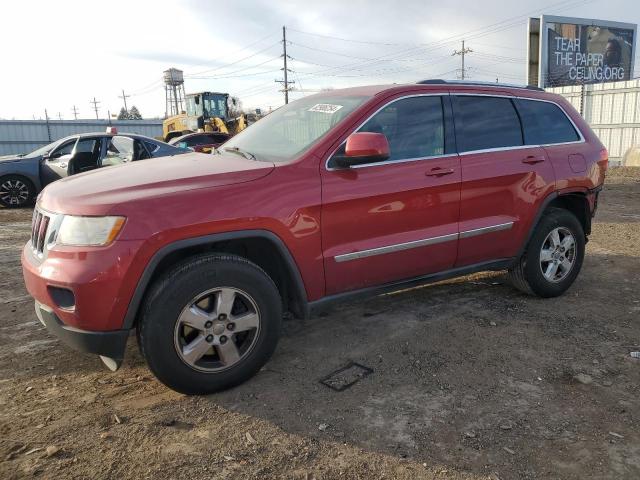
[186,92,229,125]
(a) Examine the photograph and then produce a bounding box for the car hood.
[39,152,275,215]
[0,154,28,162]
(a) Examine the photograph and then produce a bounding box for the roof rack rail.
[417,79,544,92]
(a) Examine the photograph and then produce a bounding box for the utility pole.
[90,97,101,120]
[57,112,63,120]
[452,40,473,80]
[44,109,52,142]
[71,105,79,120]
[118,89,130,113]
[275,25,294,104]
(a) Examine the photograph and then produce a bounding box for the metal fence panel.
[0,119,163,155]
[549,79,640,165]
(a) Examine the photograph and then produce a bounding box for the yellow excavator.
[162,92,246,142]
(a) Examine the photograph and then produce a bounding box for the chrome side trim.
[347,153,457,169]
[459,222,514,239]
[334,221,515,263]
[334,232,458,263]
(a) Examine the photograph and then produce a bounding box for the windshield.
[23,138,68,158]
[223,94,369,162]
[204,94,227,119]
[186,96,203,117]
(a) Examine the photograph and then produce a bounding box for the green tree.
[116,107,128,120]
[128,105,142,120]
[228,97,243,118]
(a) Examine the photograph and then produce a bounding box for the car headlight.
[56,216,125,246]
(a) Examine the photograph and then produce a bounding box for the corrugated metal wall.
[0,119,163,155]
[549,79,640,165]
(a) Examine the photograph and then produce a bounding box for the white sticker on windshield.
[308,104,343,114]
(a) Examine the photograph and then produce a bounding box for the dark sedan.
[168,132,230,154]
[0,131,189,207]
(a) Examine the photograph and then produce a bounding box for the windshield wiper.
[222,146,255,160]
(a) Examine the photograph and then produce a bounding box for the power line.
[187,57,281,79]
[284,0,591,83]
[287,27,410,46]
[185,41,281,78]
[288,40,378,61]
[184,31,279,71]
[207,0,594,104]
[130,78,164,96]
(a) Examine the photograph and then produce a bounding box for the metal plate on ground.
[319,362,373,391]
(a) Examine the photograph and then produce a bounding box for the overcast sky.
[1,0,638,120]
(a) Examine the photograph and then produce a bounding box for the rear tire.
[508,208,585,297]
[0,175,36,208]
[137,254,282,394]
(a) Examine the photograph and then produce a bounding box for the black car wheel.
[0,175,36,208]
[137,253,282,395]
[509,208,585,297]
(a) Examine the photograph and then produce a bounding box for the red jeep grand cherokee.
[22,80,608,394]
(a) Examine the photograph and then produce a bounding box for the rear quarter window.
[516,99,580,145]
[145,141,160,153]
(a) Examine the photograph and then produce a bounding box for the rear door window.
[144,141,160,154]
[455,96,523,152]
[103,136,134,166]
[74,138,98,154]
[516,99,580,145]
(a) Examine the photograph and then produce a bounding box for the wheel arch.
[515,190,592,263]
[122,230,309,330]
[546,192,592,236]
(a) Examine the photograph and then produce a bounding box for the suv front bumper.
[21,237,146,363]
[34,301,129,359]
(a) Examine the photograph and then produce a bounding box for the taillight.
[600,148,609,164]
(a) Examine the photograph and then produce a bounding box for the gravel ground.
[0,167,639,479]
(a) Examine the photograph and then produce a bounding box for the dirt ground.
[0,168,639,480]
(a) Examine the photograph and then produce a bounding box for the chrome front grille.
[31,208,53,256]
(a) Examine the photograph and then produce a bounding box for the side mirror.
[335,132,390,168]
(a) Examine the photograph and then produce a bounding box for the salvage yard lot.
[0,168,639,479]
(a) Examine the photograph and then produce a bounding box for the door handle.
[425,167,454,177]
[522,155,545,165]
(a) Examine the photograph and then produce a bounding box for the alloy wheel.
[539,227,576,283]
[173,287,261,372]
[0,179,29,206]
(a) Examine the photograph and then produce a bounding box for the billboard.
[527,16,637,88]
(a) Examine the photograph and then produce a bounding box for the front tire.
[0,175,36,208]
[137,254,282,394]
[509,208,585,297]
